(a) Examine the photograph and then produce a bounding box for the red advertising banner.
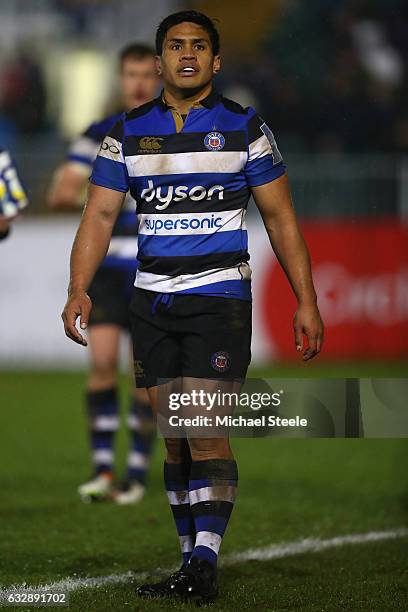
[261,221,408,360]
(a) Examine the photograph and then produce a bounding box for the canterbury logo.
[139,137,164,151]
[134,360,144,377]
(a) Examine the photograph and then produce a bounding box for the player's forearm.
[252,176,317,306]
[68,210,112,294]
[68,184,125,294]
[265,219,317,306]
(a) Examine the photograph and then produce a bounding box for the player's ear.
[155,55,162,75]
[213,55,221,74]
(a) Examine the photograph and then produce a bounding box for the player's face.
[158,22,220,94]
[120,57,160,111]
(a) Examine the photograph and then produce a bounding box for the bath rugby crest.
[204,131,225,151]
[211,351,231,372]
[91,88,285,300]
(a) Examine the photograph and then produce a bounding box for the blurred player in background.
[0,148,28,240]
[48,44,160,505]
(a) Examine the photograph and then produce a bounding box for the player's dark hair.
[155,10,220,56]
[119,43,156,67]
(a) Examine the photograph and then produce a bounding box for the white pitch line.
[1,528,407,597]
[223,527,408,563]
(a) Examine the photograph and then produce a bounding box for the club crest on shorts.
[211,351,231,372]
[204,131,225,151]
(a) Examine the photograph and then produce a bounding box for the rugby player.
[0,148,28,240]
[49,44,160,504]
[62,10,324,602]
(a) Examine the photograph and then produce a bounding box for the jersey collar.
[156,87,221,111]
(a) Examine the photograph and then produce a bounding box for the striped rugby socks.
[164,450,195,565]
[189,459,238,567]
[86,387,119,475]
[127,399,155,484]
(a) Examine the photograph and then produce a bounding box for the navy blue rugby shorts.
[130,288,252,388]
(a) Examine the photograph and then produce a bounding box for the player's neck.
[163,82,213,114]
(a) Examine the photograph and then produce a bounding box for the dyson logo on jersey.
[144,214,224,234]
[140,180,224,210]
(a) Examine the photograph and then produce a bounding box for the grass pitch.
[0,369,407,610]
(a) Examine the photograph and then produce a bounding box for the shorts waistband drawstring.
[151,292,175,315]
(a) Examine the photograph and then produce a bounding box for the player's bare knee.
[188,437,232,460]
[133,386,150,406]
[89,359,118,388]
[164,438,186,463]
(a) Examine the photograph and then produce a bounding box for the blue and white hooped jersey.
[68,113,138,267]
[0,149,28,218]
[90,89,285,299]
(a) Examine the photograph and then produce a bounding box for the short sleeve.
[90,116,129,193]
[244,110,285,187]
[67,123,101,171]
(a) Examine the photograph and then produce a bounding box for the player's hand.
[293,303,324,361]
[61,289,92,346]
